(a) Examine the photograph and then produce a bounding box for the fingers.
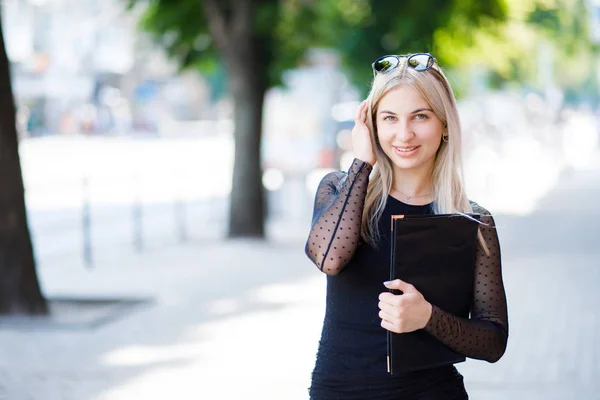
[379,311,398,333]
[380,318,395,332]
[354,101,365,122]
[378,302,410,334]
[378,284,429,334]
[355,101,368,123]
[379,307,395,320]
[378,296,409,333]
[383,279,415,293]
[379,292,399,304]
[361,101,368,122]
[380,316,402,334]
[378,300,401,316]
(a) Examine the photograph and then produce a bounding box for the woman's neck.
[391,166,434,198]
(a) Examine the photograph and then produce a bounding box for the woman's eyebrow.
[378,108,433,115]
[411,107,433,114]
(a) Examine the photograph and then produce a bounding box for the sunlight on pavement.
[101,344,205,367]
[206,298,242,316]
[95,276,325,399]
[253,280,322,304]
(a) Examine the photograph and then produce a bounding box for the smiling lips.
[393,145,420,157]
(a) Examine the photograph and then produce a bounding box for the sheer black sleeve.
[423,203,509,363]
[305,158,373,275]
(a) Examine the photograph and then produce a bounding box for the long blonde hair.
[361,56,485,250]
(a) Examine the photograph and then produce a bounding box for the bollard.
[82,177,93,267]
[133,174,143,252]
[175,199,187,243]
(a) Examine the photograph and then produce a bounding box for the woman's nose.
[395,122,414,141]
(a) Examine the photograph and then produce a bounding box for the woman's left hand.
[379,279,433,334]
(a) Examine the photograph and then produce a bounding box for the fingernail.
[383,281,393,287]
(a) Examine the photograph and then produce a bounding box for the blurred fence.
[27,172,315,268]
[27,177,227,267]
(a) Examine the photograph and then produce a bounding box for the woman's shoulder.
[469,200,492,216]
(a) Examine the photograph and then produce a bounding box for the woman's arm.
[305,158,372,275]
[423,208,509,362]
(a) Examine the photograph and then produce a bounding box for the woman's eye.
[415,113,428,120]
[383,115,396,121]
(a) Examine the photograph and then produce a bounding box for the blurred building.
[263,49,360,172]
[3,0,210,137]
[2,1,365,176]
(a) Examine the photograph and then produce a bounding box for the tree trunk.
[0,16,48,314]
[202,0,270,238]
[226,48,268,238]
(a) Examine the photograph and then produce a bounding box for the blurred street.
[0,131,598,399]
[3,1,600,399]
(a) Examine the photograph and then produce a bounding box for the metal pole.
[175,198,187,243]
[82,177,93,267]
[133,174,143,252]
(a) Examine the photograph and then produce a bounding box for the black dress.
[305,159,509,400]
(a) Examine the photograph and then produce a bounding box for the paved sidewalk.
[1,166,599,400]
[1,224,326,400]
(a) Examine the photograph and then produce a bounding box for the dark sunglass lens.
[374,56,399,73]
[408,54,432,71]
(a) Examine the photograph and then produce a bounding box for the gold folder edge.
[391,214,405,231]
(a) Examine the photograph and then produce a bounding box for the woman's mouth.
[393,145,420,157]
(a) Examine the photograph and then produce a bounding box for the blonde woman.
[305,53,508,399]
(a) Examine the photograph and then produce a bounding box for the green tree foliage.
[438,0,599,96]
[128,0,315,89]
[526,0,599,99]
[308,0,508,91]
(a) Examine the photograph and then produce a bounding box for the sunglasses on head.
[372,53,436,74]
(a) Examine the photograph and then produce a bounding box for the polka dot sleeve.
[304,158,372,275]
[423,205,509,363]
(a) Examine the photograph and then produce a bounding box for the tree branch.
[232,0,253,41]
[202,0,232,55]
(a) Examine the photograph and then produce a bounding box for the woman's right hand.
[352,101,376,166]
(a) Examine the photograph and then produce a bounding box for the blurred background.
[0,0,599,399]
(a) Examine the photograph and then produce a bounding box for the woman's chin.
[391,158,421,171]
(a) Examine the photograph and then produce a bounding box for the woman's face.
[375,84,444,174]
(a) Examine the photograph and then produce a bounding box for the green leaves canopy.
[126,0,509,94]
[127,0,598,98]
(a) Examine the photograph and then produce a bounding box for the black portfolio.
[387,213,481,374]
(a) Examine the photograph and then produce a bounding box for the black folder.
[387,213,481,375]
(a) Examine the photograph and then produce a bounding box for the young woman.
[305,53,509,399]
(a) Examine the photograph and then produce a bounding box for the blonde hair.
[361,56,487,251]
